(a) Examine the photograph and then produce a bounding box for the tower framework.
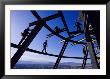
[11,10,100,69]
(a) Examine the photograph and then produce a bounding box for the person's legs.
[82,54,87,69]
[44,47,47,54]
[42,47,44,53]
[83,55,86,67]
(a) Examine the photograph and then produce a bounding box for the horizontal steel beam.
[11,43,90,59]
[69,31,84,34]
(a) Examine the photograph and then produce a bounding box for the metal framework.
[11,10,100,69]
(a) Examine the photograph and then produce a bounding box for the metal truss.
[11,10,100,69]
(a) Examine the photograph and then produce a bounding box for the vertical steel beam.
[83,12,99,69]
[87,42,99,69]
[58,11,71,37]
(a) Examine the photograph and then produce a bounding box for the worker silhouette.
[82,44,87,56]
[21,27,31,38]
[18,27,31,46]
[54,26,61,34]
[75,21,82,31]
[46,26,65,38]
[82,44,88,68]
[42,40,48,54]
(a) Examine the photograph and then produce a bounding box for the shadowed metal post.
[84,11,99,69]
[87,42,99,68]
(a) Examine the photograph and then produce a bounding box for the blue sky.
[11,10,91,64]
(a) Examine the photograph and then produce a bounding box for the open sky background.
[10,10,91,64]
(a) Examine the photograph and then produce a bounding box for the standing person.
[75,21,82,31]
[42,40,48,54]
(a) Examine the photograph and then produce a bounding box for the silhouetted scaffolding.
[11,10,100,69]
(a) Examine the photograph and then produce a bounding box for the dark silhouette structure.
[54,26,61,33]
[46,27,66,38]
[11,10,100,69]
[82,44,88,69]
[18,27,31,46]
[21,27,30,37]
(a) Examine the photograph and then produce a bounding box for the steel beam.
[44,23,86,44]
[69,31,84,34]
[30,11,85,45]
[53,41,68,69]
[58,11,71,37]
[46,28,66,38]
[11,43,90,59]
[84,12,99,69]
[30,11,61,26]
[87,42,99,69]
